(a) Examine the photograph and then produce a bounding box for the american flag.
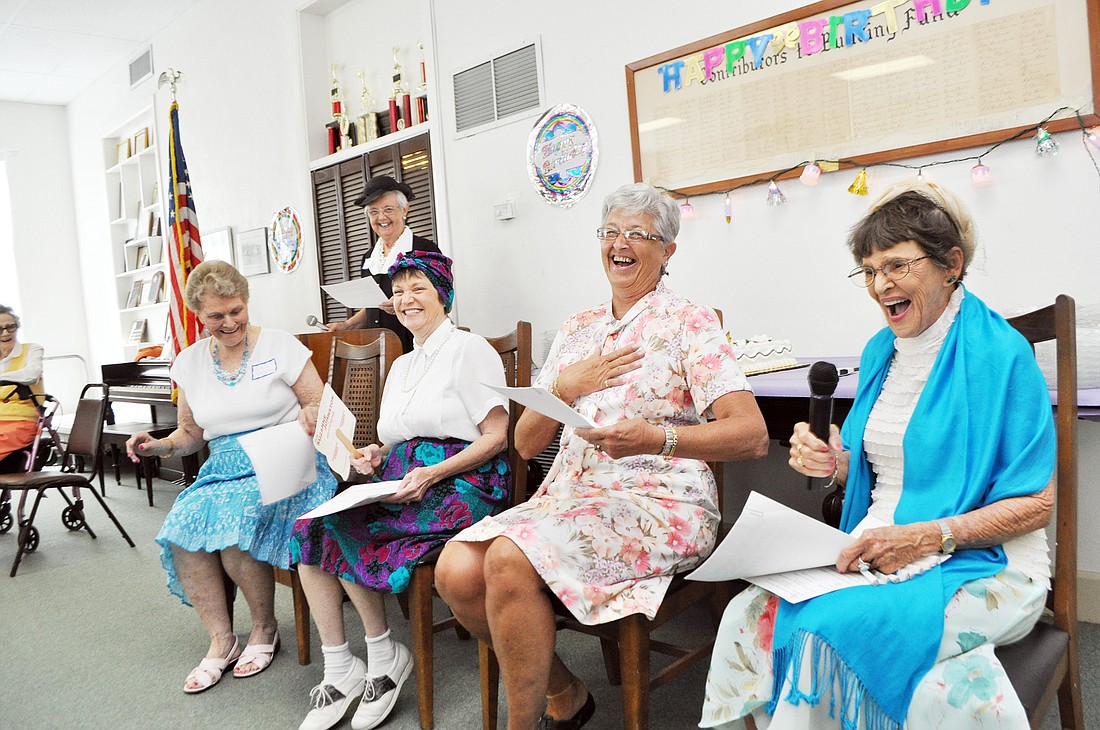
[165,100,204,373]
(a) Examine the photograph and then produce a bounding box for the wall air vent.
[452,40,543,137]
[129,47,153,88]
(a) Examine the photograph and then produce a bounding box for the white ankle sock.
[365,630,396,675]
[321,642,356,686]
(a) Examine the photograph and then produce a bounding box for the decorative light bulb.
[679,200,695,220]
[799,162,821,186]
[1085,128,1100,152]
[724,193,732,224]
[970,162,992,188]
[847,169,869,196]
[1035,127,1059,158]
[765,181,786,207]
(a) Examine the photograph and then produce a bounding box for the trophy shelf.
[309,123,429,171]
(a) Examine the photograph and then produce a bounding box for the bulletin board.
[626,0,1100,195]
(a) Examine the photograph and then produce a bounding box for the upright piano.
[100,360,196,491]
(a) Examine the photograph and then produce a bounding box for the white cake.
[731,335,799,375]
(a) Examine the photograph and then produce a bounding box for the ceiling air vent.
[453,40,542,137]
[129,47,153,88]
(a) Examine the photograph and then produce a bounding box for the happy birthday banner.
[627,0,1098,194]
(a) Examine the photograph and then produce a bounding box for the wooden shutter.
[311,132,437,326]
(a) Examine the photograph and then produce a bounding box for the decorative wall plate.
[269,207,302,273]
[527,104,598,208]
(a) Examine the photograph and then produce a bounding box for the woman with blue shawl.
[700,179,1056,730]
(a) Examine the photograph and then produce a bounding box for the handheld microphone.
[306,315,329,331]
[806,361,839,490]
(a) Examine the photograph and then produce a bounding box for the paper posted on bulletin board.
[627,0,1097,193]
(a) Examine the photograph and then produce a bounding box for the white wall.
[65,0,321,370]
[0,101,89,374]
[24,0,1100,577]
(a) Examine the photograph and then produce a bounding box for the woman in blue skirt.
[127,261,336,694]
[291,252,511,730]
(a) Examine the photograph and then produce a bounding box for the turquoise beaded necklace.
[211,328,251,386]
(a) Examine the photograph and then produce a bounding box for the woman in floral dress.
[437,183,769,730]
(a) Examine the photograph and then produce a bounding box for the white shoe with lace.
[299,656,367,730]
[351,642,413,730]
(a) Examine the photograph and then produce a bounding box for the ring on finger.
[796,454,805,467]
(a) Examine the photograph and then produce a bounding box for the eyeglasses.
[366,206,401,219]
[847,255,932,287]
[595,228,663,244]
[0,324,18,333]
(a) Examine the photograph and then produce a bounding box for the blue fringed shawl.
[767,289,1055,729]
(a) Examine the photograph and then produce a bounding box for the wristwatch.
[937,519,956,554]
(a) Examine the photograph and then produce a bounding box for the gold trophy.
[415,41,428,124]
[391,46,409,132]
[356,71,379,143]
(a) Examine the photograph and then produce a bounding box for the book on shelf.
[128,319,147,344]
[125,280,145,309]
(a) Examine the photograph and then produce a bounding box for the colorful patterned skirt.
[290,436,510,594]
[156,433,337,605]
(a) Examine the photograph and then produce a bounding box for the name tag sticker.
[251,358,277,380]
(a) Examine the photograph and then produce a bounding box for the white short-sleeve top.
[377,322,507,445]
[171,328,310,440]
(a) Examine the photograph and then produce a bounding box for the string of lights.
[666,106,1100,221]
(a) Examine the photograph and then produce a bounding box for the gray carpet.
[0,471,1094,729]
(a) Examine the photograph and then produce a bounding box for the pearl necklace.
[211,328,251,387]
[401,323,455,392]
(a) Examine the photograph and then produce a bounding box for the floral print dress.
[452,282,751,625]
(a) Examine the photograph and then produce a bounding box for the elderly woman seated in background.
[0,305,44,467]
[436,183,769,730]
[126,261,336,695]
[291,251,511,730]
[700,180,1056,730]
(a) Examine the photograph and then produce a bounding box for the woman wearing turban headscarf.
[290,251,512,730]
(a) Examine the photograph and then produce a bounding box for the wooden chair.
[479,429,731,730]
[819,296,1083,729]
[276,328,402,664]
[995,295,1084,729]
[400,321,532,729]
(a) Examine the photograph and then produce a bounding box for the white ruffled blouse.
[862,286,1050,585]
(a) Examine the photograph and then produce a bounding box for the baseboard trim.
[1079,571,1100,623]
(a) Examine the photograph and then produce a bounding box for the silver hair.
[0,304,19,328]
[184,260,250,312]
[600,183,679,245]
[368,190,408,211]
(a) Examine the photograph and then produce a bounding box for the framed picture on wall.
[203,227,235,265]
[235,227,270,276]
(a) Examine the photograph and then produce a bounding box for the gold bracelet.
[823,452,839,489]
[161,438,175,458]
[548,379,562,400]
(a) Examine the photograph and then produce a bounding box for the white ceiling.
[0,0,199,106]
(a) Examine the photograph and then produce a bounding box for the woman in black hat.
[329,175,441,352]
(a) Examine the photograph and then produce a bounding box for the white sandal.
[234,632,281,678]
[184,636,241,694]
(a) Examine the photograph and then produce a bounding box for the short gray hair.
[185,260,249,312]
[600,183,680,245]
[0,304,19,328]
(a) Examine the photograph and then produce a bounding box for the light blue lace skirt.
[156,433,336,605]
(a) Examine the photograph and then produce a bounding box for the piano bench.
[100,422,176,507]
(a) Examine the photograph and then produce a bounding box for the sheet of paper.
[297,480,402,519]
[748,566,874,603]
[321,277,388,309]
[484,384,598,428]
[237,421,318,505]
[313,382,358,480]
[688,491,854,582]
